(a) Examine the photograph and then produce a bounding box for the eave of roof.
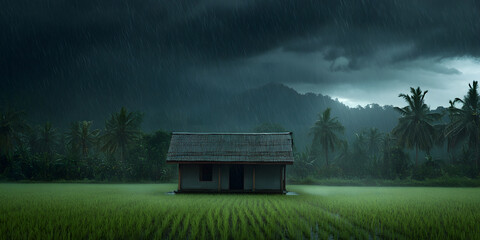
[166,161,293,165]
[166,132,294,163]
[172,132,292,135]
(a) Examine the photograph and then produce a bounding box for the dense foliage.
[0,108,173,182]
[1,82,480,182]
[292,82,480,181]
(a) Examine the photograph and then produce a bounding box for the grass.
[1,184,479,239]
[288,176,480,187]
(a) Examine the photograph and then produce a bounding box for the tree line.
[292,81,480,181]
[0,107,174,181]
[2,82,480,182]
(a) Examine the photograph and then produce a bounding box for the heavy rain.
[1,1,480,239]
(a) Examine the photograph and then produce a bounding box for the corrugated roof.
[166,132,294,164]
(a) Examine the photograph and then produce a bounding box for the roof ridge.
[172,132,292,135]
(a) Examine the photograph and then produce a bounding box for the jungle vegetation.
[1,82,480,183]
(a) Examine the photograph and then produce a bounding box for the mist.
[3,1,480,239]
[1,0,480,181]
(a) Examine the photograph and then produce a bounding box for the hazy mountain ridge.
[12,82,403,149]
[221,83,401,148]
[152,82,401,148]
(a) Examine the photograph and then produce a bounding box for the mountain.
[9,82,402,149]
[219,83,400,148]
[147,82,400,148]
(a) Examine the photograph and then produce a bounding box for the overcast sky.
[2,0,480,110]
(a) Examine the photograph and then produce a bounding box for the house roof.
[166,132,294,164]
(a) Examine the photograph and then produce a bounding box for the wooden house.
[166,132,294,193]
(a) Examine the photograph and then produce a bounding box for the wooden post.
[280,166,284,192]
[253,166,255,192]
[243,165,245,191]
[178,164,182,191]
[283,165,286,191]
[218,166,221,192]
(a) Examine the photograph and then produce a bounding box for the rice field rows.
[1,184,479,239]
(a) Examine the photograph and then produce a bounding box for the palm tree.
[310,108,345,166]
[353,132,367,154]
[445,81,480,171]
[101,107,143,164]
[366,128,382,157]
[67,121,100,158]
[293,147,315,179]
[381,133,410,179]
[381,133,396,157]
[0,109,28,157]
[37,122,57,154]
[35,122,58,179]
[335,140,350,163]
[393,87,441,167]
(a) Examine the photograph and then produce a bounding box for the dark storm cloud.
[1,0,479,121]
[2,0,479,79]
[1,0,169,79]
[282,0,480,68]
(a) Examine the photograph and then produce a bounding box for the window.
[199,164,213,181]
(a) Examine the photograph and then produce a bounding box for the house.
[166,132,294,193]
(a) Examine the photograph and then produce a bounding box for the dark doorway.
[229,165,244,190]
[199,164,213,181]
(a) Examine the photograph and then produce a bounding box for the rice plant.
[0,184,479,239]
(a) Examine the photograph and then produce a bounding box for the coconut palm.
[310,108,345,166]
[293,147,315,179]
[37,122,57,154]
[335,140,350,164]
[393,87,442,167]
[366,128,383,157]
[445,81,480,170]
[0,110,28,156]
[381,133,396,156]
[66,121,100,158]
[353,132,367,154]
[101,107,143,164]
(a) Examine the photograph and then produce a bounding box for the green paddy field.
[1,184,479,239]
